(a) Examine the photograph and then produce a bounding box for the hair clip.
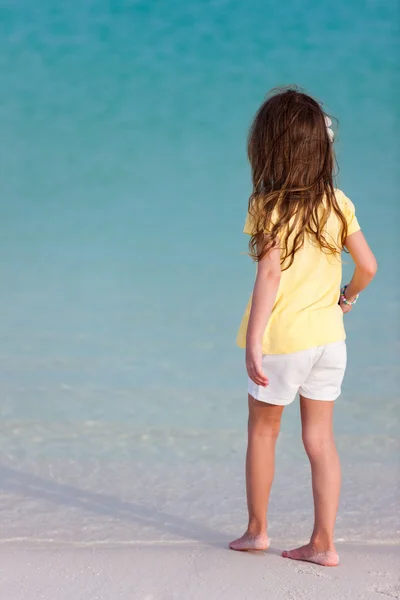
[325,116,334,142]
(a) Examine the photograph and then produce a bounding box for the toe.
[282,548,302,560]
[229,537,246,551]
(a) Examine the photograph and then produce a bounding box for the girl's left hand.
[246,345,269,387]
[339,297,352,314]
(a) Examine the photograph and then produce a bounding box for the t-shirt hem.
[236,333,347,355]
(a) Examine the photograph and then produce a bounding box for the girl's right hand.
[246,344,269,387]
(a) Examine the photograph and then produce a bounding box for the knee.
[302,431,334,460]
[249,415,281,440]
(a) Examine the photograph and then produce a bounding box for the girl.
[230,88,377,567]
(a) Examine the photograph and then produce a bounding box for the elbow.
[269,273,282,289]
[264,269,281,284]
[257,270,281,288]
[271,272,282,284]
[368,257,378,278]
[257,262,281,283]
[363,258,378,280]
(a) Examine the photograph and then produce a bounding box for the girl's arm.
[343,230,378,303]
[246,239,281,387]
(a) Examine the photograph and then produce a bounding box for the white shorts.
[248,341,347,406]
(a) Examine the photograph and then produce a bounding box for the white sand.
[1,542,399,600]
[1,424,399,599]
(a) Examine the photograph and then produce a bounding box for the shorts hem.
[248,391,296,406]
[298,391,339,401]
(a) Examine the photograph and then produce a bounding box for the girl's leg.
[230,395,284,551]
[282,396,340,566]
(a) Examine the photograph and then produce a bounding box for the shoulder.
[334,189,360,235]
[334,188,356,213]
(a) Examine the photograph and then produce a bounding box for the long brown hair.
[247,86,348,269]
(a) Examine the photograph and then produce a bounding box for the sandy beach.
[1,542,399,600]
[0,426,399,599]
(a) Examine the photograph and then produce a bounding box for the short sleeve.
[338,190,361,237]
[243,198,267,235]
[243,210,256,235]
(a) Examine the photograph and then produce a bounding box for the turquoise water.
[0,0,398,545]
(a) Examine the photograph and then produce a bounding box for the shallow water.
[0,0,398,545]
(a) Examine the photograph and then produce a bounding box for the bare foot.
[229,532,270,552]
[282,543,339,567]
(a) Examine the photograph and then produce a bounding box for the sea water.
[0,0,398,546]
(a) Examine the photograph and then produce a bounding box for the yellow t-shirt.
[236,189,361,354]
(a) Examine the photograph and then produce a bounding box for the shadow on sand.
[0,464,236,549]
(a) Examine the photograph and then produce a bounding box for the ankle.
[310,531,335,552]
[247,520,267,537]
